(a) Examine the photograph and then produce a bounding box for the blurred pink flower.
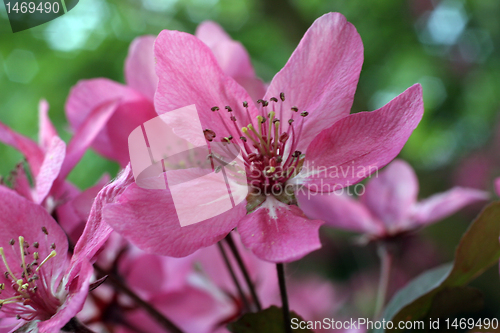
[298,159,489,240]
[0,100,115,208]
[104,13,424,263]
[0,186,94,332]
[65,21,265,167]
[110,234,351,333]
[0,100,116,245]
[494,177,500,196]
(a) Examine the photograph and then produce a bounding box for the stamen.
[280,92,285,101]
[267,112,275,146]
[36,250,56,272]
[18,237,29,282]
[291,106,298,112]
[274,120,280,153]
[0,248,18,281]
[41,227,48,235]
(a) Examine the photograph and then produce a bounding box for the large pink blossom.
[0,186,93,332]
[104,12,424,263]
[0,164,132,332]
[298,159,489,240]
[65,22,265,167]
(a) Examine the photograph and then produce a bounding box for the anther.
[211,106,219,112]
[279,132,289,143]
[9,239,14,246]
[240,136,247,142]
[280,92,285,101]
[230,116,237,122]
[50,243,56,250]
[262,100,269,107]
[33,252,39,260]
[292,151,302,158]
[288,119,294,125]
[203,129,216,142]
[33,242,39,249]
[270,97,278,102]
[257,99,264,104]
[41,227,48,235]
[243,101,248,108]
[225,106,232,112]
[291,106,298,112]
[300,111,309,117]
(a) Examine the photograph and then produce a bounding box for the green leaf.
[377,201,500,332]
[227,306,314,333]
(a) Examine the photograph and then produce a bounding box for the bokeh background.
[1,0,500,323]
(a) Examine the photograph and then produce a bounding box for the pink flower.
[65,22,264,167]
[0,186,93,332]
[0,100,115,209]
[298,159,489,240]
[105,13,424,263]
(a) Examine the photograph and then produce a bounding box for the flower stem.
[374,243,393,320]
[276,263,291,333]
[217,241,251,312]
[225,232,262,311]
[94,264,184,333]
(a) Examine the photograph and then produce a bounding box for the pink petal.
[70,166,134,278]
[195,21,266,101]
[296,190,382,235]
[11,162,33,201]
[294,84,424,191]
[66,78,156,165]
[0,186,69,278]
[56,174,110,244]
[104,182,245,257]
[410,187,490,226]
[38,99,58,151]
[238,197,323,263]
[359,159,419,232]
[37,260,93,333]
[0,121,44,175]
[264,12,364,152]
[495,178,500,196]
[154,30,260,139]
[60,100,119,180]
[34,136,66,204]
[125,35,158,101]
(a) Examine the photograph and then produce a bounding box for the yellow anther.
[0,283,4,290]
[33,252,39,260]
[0,247,17,281]
[267,167,276,174]
[36,250,57,272]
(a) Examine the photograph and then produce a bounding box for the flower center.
[0,227,61,321]
[205,93,307,210]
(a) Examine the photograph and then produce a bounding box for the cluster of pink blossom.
[0,12,493,333]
